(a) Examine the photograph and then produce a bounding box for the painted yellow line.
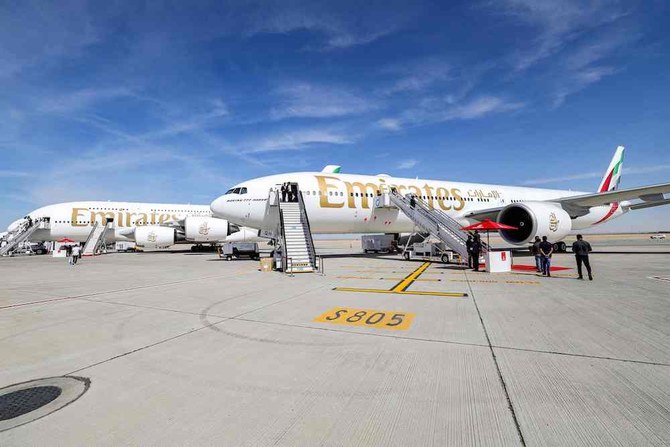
[333,287,467,297]
[381,278,442,282]
[505,280,540,284]
[334,260,467,297]
[333,287,400,294]
[397,290,467,297]
[391,262,431,292]
[449,279,498,283]
[337,275,374,279]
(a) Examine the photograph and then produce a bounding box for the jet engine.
[184,217,231,242]
[497,202,571,245]
[135,226,175,247]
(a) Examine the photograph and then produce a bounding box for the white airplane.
[3,201,260,249]
[210,146,670,249]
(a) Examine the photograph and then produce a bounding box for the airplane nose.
[210,195,227,218]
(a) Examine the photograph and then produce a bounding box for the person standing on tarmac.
[532,236,542,273]
[539,236,553,276]
[572,234,593,280]
[466,235,474,268]
[71,244,81,265]
[471,234,482,272]
[66,245,74,266]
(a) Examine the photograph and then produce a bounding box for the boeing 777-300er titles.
[3,201,261,248]
[210,146,670,248]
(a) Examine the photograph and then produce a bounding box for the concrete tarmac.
[1,245,669,445]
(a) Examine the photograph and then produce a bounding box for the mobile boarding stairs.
[379,191,487,263]
[0,219,50,256]
[267,183,320,273]
[82,219,115,256]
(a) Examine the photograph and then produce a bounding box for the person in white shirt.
[71,244,81,265]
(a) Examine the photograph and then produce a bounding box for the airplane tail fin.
[597,146,625,192]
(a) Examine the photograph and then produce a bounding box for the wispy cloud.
[239,2,414,50]
[0,170,29,178]
[522,163,670,185]
[39,87,135,113]
[241,129,354,154]
[551,33,635,106]
[486,0,637,106]
[382,59,452,95]
[270,83,373,120]
[0,1,100,78]
[397,159,418,169]
[491,0,629,71]
[377,118,402,131]
[380,95,525,130]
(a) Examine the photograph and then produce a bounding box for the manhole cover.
[0,376,89,432]
[0,386,62,421]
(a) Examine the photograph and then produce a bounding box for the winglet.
[597,146,624,192]
[321,165,341,173]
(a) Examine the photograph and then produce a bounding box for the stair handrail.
[275,189,290,275]
[387,191,472,261]
[92,221,113,255]
[296,189,318,270]
[83,221,100,252]
[398,192,489,251]
[0,220,39,256]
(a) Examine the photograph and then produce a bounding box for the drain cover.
[0,386,62,421]
[0,376,89,432]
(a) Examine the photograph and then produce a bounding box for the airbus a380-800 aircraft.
[2,201,260,249]
[210,146,670,247]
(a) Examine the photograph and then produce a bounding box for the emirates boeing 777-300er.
[2,201,260,249]
[210,146,670,249]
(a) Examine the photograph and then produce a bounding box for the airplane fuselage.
[19,201,212,243]
[211,172,626,238]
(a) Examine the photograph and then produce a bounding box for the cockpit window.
[224,186,248,195]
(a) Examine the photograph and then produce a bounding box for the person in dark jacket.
[280,183,287,202]
[539,236,553,276]
[471,234,482,271]
[466,235,474,268]
[291,183,299,202]
[409,195,416,209]
[572,234,593,280]
[531,236,542,272]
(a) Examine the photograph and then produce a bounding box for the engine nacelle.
[497,202,571,245]
[225,227,262,242]
[184,217,230,242]
[135,226,175,247]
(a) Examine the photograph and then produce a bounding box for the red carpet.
[479,264,572,271]
[512,264,571,272]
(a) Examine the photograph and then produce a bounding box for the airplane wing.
[464,182,670,221]
[554,182,670,208]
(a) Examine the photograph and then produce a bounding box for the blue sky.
[1,0,669,231]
